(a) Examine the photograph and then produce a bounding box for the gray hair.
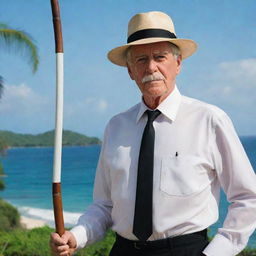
[126,42,181,65]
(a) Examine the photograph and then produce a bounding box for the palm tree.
[0,23,39,98]
[0,76,3,99]
[0,23,39,192]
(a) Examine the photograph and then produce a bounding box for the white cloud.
[218,58,256,89]
[222,86,232,95]
[192,58,256,135]
[63,97,109,137]
[219,58,256,76]
[65,97,108,118]
[97,99,108,112]
[0,83,49,114]
[198,58,256,106]
[0,84,108,135]
[0,83,54,133]
[84,97,108,112]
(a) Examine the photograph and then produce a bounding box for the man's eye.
[137,57,146,63]
[156,55,165,60]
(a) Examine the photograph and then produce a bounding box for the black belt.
[116,229,208,250]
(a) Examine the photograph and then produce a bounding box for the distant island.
[0,130,101,148]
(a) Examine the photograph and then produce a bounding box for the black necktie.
[133,109,161,241]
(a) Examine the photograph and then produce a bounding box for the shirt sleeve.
[203,111,256,256]
[70,124,113,249]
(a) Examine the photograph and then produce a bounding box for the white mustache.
[142,72,165,83]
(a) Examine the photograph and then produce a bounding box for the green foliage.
[0,23,39,73]
[0,75,3,99]
[0,226,52,256]
[0,130,101,148]
[0,162,5,190]
[0,162,4,175]
[0,137,7,155]
[0,199,20,231]
[0,23,39,103]
[0,180,4,190]
[0,143,6,190]
[239,249,256,256]
[0,227,115,256]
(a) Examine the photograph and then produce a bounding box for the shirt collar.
[136,85,182,123]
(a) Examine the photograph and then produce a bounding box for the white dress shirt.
[71,86,256,256]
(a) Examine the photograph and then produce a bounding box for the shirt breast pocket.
[160,155,214,196]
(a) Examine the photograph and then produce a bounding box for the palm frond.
[0,23,9,29]
[0,26,39,73]
[0,76,3,99]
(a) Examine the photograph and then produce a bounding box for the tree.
[0,75,3,99]
[0,139,7,190]
[0,162,4,190]
[0,23,39,98]
[0,23,39,190]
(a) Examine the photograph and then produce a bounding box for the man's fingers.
[51,232,66,246]
[50,242,69,256]
[61,231,72,244]
[60,248,76,256]
[50,231,77,256]
[62,231,77,249]
[50,232,69,256]
[56,244,69,253]
[59,252,69,256]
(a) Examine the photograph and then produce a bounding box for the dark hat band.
[127,28,177,43]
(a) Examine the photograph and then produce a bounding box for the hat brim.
[107,38,197,66]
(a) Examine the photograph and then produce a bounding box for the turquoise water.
[0,137,255,247]
[0,146,99,227]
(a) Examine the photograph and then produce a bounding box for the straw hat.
[107,11,197,66]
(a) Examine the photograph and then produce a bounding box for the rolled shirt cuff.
[203,233,244,256]
[70,225,89,249]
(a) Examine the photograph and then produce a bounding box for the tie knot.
[146,110,161,123]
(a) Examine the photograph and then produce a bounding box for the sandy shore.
[20,216,47,229]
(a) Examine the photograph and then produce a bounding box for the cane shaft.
[51,0,65,236]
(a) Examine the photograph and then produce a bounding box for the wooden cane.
[50,0,65,236]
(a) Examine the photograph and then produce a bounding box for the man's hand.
[50,231,77,256]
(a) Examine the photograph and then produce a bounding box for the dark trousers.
[109,230,208,256]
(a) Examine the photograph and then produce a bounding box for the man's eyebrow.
[133,50,171,59]
[153,50,170,55]
[134,54,147,58]
[134,53,146,57]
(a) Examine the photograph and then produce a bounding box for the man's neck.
[143,86,176,109]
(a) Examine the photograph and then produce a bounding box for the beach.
[20,216,47,229]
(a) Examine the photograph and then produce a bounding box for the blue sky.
[0,0,255,138]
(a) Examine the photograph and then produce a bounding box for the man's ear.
[176,55,182,75]
[127,64,135,80]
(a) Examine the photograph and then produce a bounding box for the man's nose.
[146,59,158,73]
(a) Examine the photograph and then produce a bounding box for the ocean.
[0,137,256,248]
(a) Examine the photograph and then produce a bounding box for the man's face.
[127,42,181,107]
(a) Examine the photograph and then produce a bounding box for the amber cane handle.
[52,183,65,236]
[50,0,63,53]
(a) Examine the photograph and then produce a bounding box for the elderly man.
[50,11,256,256]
